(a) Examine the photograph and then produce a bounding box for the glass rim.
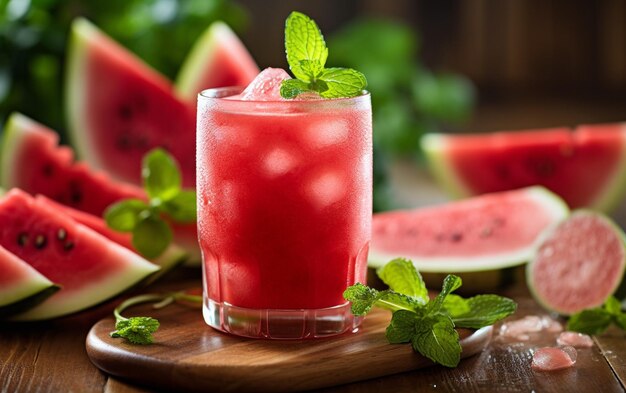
[198,86,371,112]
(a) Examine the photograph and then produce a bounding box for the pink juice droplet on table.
[557,331,594,348]
[532,346,577,371]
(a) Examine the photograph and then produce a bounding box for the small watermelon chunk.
[422,124,626,211]
[527,211,626,315]
[2,113,145,216]
[66,18,196,187]
[1,113,200,265]
[370,187,569,273]
[175,21,258,104]
[0,189,159,320]
[0,246,59,317]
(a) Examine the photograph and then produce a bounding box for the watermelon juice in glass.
[197,68,372,339]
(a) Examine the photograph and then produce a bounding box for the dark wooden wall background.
[237,0,626,130]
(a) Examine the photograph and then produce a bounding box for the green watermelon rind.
[368,186,570,273]
[0,285,60,319]
[174,21,258,102]
[421,128,626,212]
[65,18,97,167]
[526,210,626,315]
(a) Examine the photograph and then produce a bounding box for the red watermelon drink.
[197,67,372,338]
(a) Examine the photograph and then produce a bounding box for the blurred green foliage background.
[0,0,475,211]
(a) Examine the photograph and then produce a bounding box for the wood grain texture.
[86,305,491,392]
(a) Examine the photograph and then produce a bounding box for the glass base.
[203,298,362,339]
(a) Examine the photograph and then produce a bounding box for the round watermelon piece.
[0,245,59,318]
[0,189,159,320]
[527,211,626,315]
[175,21,258,104]
[421,124,626,211]
[1,112,200,266]
[370,187,569,273]
[66,18,196,187]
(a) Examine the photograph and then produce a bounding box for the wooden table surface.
[1,265,625,393]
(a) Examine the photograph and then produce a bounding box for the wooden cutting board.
[86,302,492,392]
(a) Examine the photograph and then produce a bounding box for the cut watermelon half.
[527,211,626,315]
[421,124,626,211]
[369,187,569,272]
[175,21,258,104]
[0,246,59,318]
[1,113,200,266]
[1,189,159,320]
[66,18,196,187]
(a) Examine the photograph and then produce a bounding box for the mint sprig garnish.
[110,291,202,345]
[104,148,196,259]
[343,258,517,368]
[281,11,367,99]
[567,296,626,335]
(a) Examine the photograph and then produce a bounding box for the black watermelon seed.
[57,228,67,241]
[64,241,75,251]
[451,232,463,242]
[35,235,47,249]
[17,232,28,246]
[42,164,54,177]
[119,105,132,120]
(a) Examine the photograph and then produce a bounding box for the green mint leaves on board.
[110,291,202,345]
[343,258,517,368]
[281,11,367,99]
[105,148,197,259]
[567,296,626,335]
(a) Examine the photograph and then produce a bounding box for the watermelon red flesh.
[528,212,626,315]
[0,245,58,312]
[422,124,626,211]
[66,19,196,187]
[2,113,145,216]
[175,21,259,104]
[369,187,569,272]
[0,189,159,320]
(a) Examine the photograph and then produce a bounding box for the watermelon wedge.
[1,113,200,266]
[175,21,258,104]
[0,189,159,320]
[0,246,59,318]
[421,124,626,211]
[36,196,187,274]
[66,18,196,187]
[369,187,569,272]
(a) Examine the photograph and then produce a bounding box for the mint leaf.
[412,315,461,368]
[143,148,181,201]
[616,313,626,330]
[280,78,310,99]
[110,317,160,345]
[132,215,172,259]
[567,308,613,335]
[447,295,517,329]
[343,283,424,316]
[161,190,197,223]
[428,274,462,313]
[386,310,418,343]
[318,68,367,98]
[284,11,328,82]
[104,199,149,232]
[377,258,428,302]
[605,296,622,315]
[442,294,470,316]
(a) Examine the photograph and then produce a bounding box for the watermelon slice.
[1,113,200,265]
[527,211,626,315]
[66,18,196,187]
[0,246,59,317]
[421,124,626,211]
[35,195,187,273]
[0,189,159,320]
[175,21,258,104]
[369,187,569,272]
